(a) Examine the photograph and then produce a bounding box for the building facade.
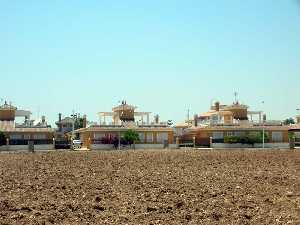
[177,100,290,148]
[0,102,54,150]
[75,102,174,150]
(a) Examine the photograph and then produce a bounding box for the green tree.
[123,130,140,145]
[0,131,6,146]
[74,118,84,130]
[253,131,269,143]
[283,118,295,125]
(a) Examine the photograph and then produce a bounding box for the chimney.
[59,113,62,122]
[42,116,46,123]
[154,114,159,124]
[83,115,87,128]
[215,101,220,112]
[194,114,198,127]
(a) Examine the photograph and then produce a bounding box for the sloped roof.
[199,110,233,118]
[112,104,137,112]
[74,126,173,133]
[186,125,290,132]
[0,102,17,110]
[199,111,216,117]
[289,124,300,131]
[56,117,74,124]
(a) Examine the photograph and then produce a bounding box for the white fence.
[90,143,178,150]
[212,143,290,149]
[0,144,55,151]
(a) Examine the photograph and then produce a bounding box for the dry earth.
[0,150,299,225]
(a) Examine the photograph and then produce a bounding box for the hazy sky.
[1,0,300,125]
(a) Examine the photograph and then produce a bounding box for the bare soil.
[0,150,299,225]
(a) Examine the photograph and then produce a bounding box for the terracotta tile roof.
[74,126,173,133]
[289,124,300,130]
[199,111,216,117]
[187,125,290,132]
[199,110,233,117]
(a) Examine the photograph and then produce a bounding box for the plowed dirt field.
[0,150,299,225]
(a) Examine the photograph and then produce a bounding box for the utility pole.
[71,110,76,139]
[262,101,265,149]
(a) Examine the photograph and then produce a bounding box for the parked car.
[55,140,71,149]
[72,139,82,149]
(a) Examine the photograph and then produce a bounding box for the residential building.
[74,102,174,150]
[289,114,300,146]
[177,100,290,148]
[55,113,74,139]
[0,101,54,150]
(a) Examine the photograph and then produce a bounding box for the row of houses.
[178,101,300,149]
[0,99,299,150]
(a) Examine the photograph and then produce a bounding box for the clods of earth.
[0,150,299,224]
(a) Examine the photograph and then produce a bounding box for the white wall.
[34,145,55,150]
[212,143,290,149]
[0,145,8,151]
[135,144,164,149]
[2,145,55,151]
[168,144,179,149]
[8,145,28,151]
[90,144,168,150]
[90,144,115,150]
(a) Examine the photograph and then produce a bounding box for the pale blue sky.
[1,0,300,125]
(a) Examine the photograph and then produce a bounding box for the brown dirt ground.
[0,150,299,225]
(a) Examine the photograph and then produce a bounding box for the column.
[147,114,150,125]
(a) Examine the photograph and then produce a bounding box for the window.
[157,133,168,143]
[212,132,223,139]
[234,131,245,137]
[272,132,283,142]
[24,134,31,140]
[211,115,219,125]
[295,132,300,139]
[138,133,145,143]
[227,131,234,137]
[249,131,259,136]
[10,134,22,140]
[33,134,46,140]
[146,133,153,143]
[94,133,105,139]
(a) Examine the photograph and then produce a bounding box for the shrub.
[123,130,140,145]
[224,136,240,144]
[0,132,6,146]
[224,132,269,145]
